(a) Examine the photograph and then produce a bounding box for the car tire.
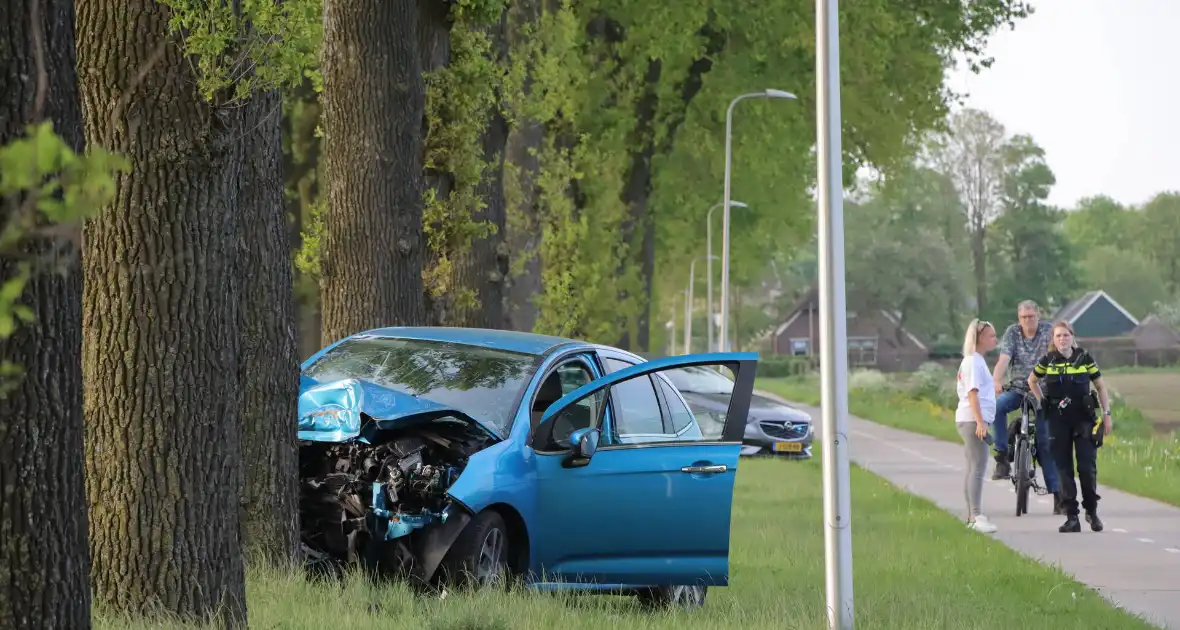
[439,510,511,590]
[637,584,708,610]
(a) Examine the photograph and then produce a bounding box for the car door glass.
[538,360,602,450]
[655,375,708,441]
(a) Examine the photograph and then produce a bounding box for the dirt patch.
[1103,372,1180,436]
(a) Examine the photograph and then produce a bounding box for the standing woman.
[955,318,1000,533]
[1028,321,1113,533]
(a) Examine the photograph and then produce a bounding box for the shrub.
[908,361,957,408]
[849,368,893,393]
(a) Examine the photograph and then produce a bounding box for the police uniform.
[1031,347,1107,533]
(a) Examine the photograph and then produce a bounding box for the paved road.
[759,392,1180,629]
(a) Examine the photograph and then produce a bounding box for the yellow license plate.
[773,441,803,453]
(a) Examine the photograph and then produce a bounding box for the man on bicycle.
[990,299,1063,514]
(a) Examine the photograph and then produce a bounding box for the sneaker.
[991,454,1011,480]
[1085,511,1104,532]
[968,515,998,533]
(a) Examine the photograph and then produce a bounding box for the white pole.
[720,91,794,353]
[816,0,854,625]
[706,204,716,353]
[707,202,745,353]
[683,282,692,354]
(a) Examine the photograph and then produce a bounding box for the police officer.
[1027,321,1113,533]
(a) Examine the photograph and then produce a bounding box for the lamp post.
[816,0,854,626]
[719,89,796,352]
[683,288,691,355]
[686,254,719,354]
[707,201,746,353]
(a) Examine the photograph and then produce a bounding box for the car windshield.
[302,336,540,435]
[666,366,734,395]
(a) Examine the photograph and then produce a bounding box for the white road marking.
[1137,538,1155,544]
[1165,548,1180,554]
[1112,528,1129,533]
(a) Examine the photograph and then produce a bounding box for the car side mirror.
[563,427,599,468]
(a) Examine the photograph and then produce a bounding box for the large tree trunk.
[502,0,547,333]
[319,0,427,344]
[237,89,300,564]
[0,1,93,627]
[972,230,987,315]
[448,12,510,329]
[75,0,246,623]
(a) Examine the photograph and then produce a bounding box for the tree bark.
[237,89,300,565]
[0,1,93,628]
[502,0,547,333]
[319,0,428,344]
[74,0,246,623]
[448,11,510,329]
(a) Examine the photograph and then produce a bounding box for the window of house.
[789,338,810,356]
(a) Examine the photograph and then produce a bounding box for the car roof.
[356,326,584,357]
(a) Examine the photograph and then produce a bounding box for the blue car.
[297,327,757,609]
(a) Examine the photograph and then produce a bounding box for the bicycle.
[1001,378,1048,516]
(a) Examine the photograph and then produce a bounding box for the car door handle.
[681,464,727,474]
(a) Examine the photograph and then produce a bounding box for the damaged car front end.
[297,375,505,584]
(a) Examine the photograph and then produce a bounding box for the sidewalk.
[763,393,1180,629]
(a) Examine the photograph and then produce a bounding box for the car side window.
[533,358,601,451]
[599,357,670,443]
[655,375,702,439]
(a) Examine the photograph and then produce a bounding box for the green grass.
[96,457,1154,630]
[760,376,1180,508]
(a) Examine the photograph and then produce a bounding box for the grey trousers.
[957,421,989,518]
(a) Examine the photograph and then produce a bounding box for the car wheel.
[637,584,708,610]
[439,510,511,589]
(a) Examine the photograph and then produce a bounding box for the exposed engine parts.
[298,417,494,572]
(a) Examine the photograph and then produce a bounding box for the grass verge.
[96,457,1153,630]
[760,376,1180,508]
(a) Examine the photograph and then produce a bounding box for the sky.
[944,0,1180,210]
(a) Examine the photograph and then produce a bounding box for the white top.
[955,352,995,425]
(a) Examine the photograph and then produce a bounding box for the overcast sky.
[944,0,1179,210]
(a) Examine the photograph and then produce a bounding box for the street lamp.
[685,254,719,354]
[718,89,796,353]
[706,201,746,353]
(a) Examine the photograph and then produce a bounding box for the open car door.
[529,352,757,589]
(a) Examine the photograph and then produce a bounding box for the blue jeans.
[993,390,1060,493]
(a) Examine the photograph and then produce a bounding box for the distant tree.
[927,108,1007,315]
[985,134,1080,321]
[1080,246,1168,319]
[1062,194,1137,253]
[1137,192,1180,294]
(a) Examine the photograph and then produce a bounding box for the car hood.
[298,375,501,442]
[681,390,811,423]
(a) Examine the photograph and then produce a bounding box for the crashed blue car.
[298,327,756,608]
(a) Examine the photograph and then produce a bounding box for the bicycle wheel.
[1015,438,1031,516]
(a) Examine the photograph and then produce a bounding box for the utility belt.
[1045,391,1103,447]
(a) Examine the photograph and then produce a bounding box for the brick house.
[770,287,930,372]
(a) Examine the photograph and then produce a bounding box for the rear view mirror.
[563,427,599,468]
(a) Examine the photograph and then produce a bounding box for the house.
[1132,315,1180,350]
[770,287,930,372]
[1049,290,1139,339]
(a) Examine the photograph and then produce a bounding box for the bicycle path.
[758,392,1180,629]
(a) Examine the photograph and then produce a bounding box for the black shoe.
[1059,515,1081,533]
[992,454,1011,480]
[1052,493,1064,516]
[1085,511,1104,532]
